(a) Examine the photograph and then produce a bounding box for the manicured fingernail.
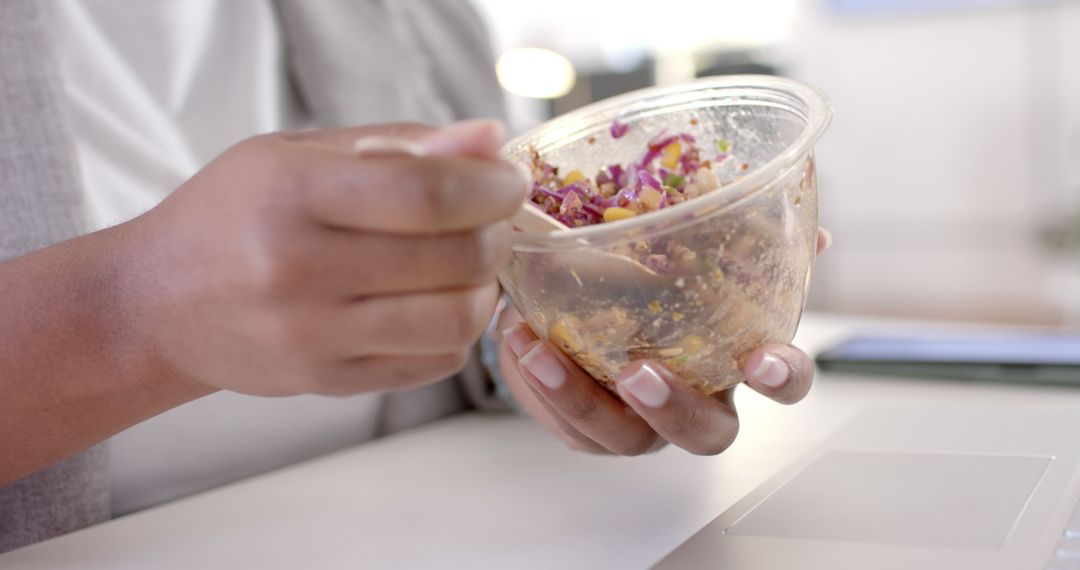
[352,136,427,157]
[819,228,833,252]
[520,344,565,389]
[443,118,504,138]
[619,364,671,408]
[501,323,534,358]
[421,119,504,155]
[749,353,789,389]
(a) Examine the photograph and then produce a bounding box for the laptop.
[655,335,1080,569]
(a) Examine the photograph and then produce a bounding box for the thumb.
[350,119,507,159]
[418,119,506,158]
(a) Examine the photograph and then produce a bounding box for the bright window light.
[496,48,577,99]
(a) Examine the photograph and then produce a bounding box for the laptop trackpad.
[727,451,1050,548]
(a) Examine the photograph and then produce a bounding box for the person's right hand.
[117,120,527,397]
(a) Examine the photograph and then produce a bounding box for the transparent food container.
[498,75,832,395]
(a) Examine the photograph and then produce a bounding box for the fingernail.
[502,323,534,358]
[619,364,671,408]
[443,118,505,138]
[421,119,504,155]
[520,344,565,389]
[352,136,427,157]
[819,228,833,252]
[749,353,789,389]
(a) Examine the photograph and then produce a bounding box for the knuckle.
[265,311,320,359]
[691,421,740,456]
[442,289,494,346]
[494,160,530,206]
[454,224,511,283]
[311,370,361,397]
[614,432,661,457]
[486,222,514,273]
[236,134,294,181]
[646,439,670,454]
[246,216,305,298]
[565,437,607,455]
[409,161,460,227]
[402,351,471,388]
[444,350,472,375]
[666,402,705,440]
[228,133,272,161]
[563,390,602,423]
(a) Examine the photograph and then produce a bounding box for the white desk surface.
[3,314,1079,569]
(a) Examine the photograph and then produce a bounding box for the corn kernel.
[659,347,684,358]
[661,141,682,169]
[638,187,662,210]
[672,312,684,322]
[678,335,706,355]
[562,170,585,185]
[648,300,662,314]
[696,166,719,192]
[603,207,636,223]
[549,317,584,354]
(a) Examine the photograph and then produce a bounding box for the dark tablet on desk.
[815,331,1080,386]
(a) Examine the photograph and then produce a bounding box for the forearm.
[0,223,209,485]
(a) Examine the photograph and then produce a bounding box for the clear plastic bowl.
[498,75,832,395]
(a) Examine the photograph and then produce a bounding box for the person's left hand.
[495,228,831,456]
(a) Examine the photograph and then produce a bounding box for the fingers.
[515,380,614,455]
[300,152,528,234]
[817,227,832,255]
[314,352,471,396]
[497,321,610,454]
[501,321,808,457]
[282,123,436,153]
[416,119,506,158]
[248,285,497,388]
[282,119,505,159]
[322,284,499,357]
[253,221,511,297]
[742,343,815,405]
[615,362,741,456]
[286,119,526,235]
[331,222,510,295]
[503,325,662,456]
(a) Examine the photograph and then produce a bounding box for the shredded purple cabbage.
[524,121,733,228]
[610,120,630,139]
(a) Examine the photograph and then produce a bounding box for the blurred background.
[471,0,1080,327]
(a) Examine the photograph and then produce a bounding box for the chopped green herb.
[663,174,685,188]
[717,139,731,153]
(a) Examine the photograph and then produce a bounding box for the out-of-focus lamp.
[495,47,577,99]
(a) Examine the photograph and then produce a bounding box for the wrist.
[0,223,210,482]
[94,219,216,404]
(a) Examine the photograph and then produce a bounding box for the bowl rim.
[506,74,832,250]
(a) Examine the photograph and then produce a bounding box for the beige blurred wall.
[785,0,1080,325]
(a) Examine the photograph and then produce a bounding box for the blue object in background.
[827,0,1047,15]
[815,332,1080,386]
[823,334,1080,365]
